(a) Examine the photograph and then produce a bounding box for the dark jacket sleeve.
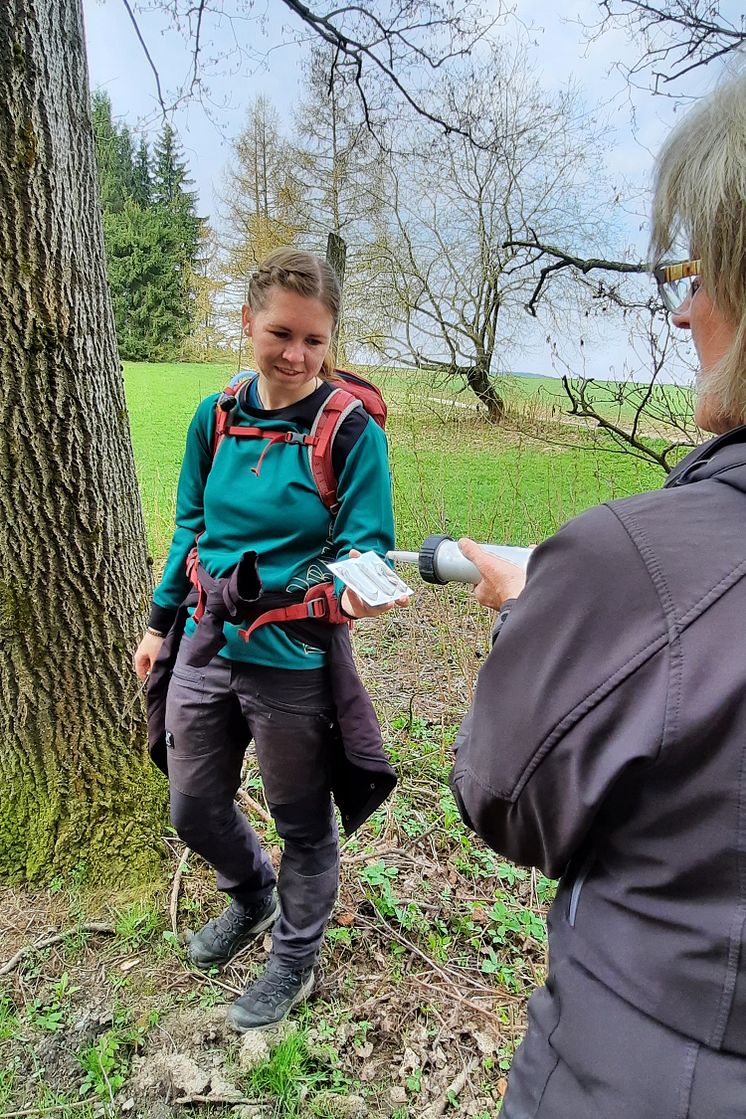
[450,504,671,878]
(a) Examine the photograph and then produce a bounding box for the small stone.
[208,1072,242,1100]
[473,1029,498,1056]
[120,1099,135,1112]
[238,1030,271,1072]
[163,1053,211,1096]
[389,1086,407,1106]
[310,1090,367,1117]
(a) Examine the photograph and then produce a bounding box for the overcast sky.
[81,0,738,382]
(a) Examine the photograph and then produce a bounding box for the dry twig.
[422,1057,477,1118]
[0,923,114,977]
[174,1095,260,1106]
[236,789,273,825]
[169,847,192,936]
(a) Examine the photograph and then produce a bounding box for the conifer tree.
[132,137,151,209]
[91,90,135,214]
[149,122,203,353]
[91,104,204,359]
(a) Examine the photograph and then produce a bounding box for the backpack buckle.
[284,431,307,445]
[306,598,328,619]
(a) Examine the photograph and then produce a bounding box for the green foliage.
[246,1029,325,1116]
[91,91,136,214]
[359,860,425,931]
[0,992,19,1041]
[76,1008,150,1101]
[91,96,204,361]
[0,1065,17,1109]
[104,202,193,359]
[112,898,163,950]
[27,973,77,1033]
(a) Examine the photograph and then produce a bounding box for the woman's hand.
[133,631,165,680]
[459,537,527,611]
[340,549,411,620]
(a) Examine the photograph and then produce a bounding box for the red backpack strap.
[212,374,252,458]
[307,388,362,513]
[237,581,349,643]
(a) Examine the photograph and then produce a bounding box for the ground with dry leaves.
[0,587,554,1118]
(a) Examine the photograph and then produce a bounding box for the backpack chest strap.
[225,426,318,477]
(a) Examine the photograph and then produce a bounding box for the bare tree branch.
[278,0,496,143]
[594,0,746,89]
[119,0,168,114]
[505,234,648,314]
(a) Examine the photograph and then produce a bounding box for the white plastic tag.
[327,551,414,607]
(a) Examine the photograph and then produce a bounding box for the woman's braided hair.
[247,248,341,378]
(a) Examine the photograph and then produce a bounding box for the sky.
[81,0,738,383]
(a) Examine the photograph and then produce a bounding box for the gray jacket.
[450,427,746,1055]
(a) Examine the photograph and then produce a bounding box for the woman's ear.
[241,304,252,337]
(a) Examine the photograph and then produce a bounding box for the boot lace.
[252,964,305,1006]
[208,905,259,952]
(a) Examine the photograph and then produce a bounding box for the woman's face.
[243,287,334,403]
[671,281,736,433]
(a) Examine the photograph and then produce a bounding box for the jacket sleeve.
[450,503,670,878]
[151,395,217,617]
[330,419,396,567]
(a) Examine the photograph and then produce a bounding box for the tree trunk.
[464,364,505,423]
[0,0,165,883]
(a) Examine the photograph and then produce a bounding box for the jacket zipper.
[567,852,595,927]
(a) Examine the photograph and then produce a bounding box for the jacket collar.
[665,425,746,492]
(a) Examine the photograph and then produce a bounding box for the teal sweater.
[151,380,396,669]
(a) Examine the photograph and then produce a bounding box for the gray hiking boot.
[187,890,280,970]
[227,957,316,1032]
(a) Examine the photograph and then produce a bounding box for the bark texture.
[464,364,506,424]
[0,0,164,882]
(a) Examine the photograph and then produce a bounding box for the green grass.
[124,361,664,561]
[387,409,660,549]
[244,1029,327,1117]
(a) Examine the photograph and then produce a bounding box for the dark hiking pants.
[502,955,746,1118]
[165,641,338,969]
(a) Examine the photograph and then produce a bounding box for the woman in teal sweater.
[134,248,404,1031]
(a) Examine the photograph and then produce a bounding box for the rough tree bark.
[464,364,505,424]
[0,0,165,883]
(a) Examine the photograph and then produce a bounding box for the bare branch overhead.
[119,0,504,141]
[594,1,746,89]
[505,234,648,314]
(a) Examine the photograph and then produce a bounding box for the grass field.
[124,360,666,559]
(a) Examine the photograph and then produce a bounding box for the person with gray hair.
[450,70,746,1116]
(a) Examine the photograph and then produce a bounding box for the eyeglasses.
[653,258,702,313]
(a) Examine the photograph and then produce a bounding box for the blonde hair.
[650,68,746,428]
[247,248,341,378]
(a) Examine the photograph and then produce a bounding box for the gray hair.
[650,68,746,427]
[247,248,341,378]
